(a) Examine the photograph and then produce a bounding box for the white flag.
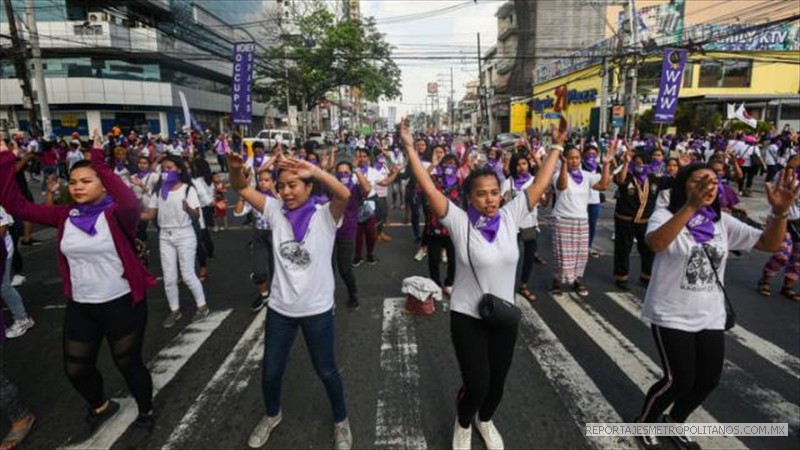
[178,91,191,131]
[734,103,757,128]
[726,103,737,120]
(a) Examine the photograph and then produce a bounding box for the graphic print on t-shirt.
[279,240,311,271]
[681,242,723,292]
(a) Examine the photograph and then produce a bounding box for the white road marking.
[374,298,428,449]
[43,304,67,310]
[607,291,800,431]
[162,309,265,450]
[63,309,233,450]
[556,293,745,449]
[516,298,636,450]
[728,325,800,380]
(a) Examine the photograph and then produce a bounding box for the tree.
[254,2,401,135]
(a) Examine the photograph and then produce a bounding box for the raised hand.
[226,152,250,191]
[602,149,616,165]
[766,168,800,214]
[400,118,414,151]
[686,172,718,209]
[551,117,568,145]
[275,157,317,180]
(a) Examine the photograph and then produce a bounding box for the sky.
[359,0,503,123]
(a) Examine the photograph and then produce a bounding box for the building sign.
[654,49,687,124]
[427,82,438,95]
[231,42,255,124]
[685,23,800,52]
[612,105,625,127]
[533,88,598,113]
[619,0,685,49]
[510,103,528,133]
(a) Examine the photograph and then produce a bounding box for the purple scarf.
[441,164,458,189]
[513,172,532,191]
[68,195,115,236]
[136,169,150,179]
[632,165,648,185]
[160,170,180,200]
[718,179,740,209]
[282,198,318,242]
[487,157,499,170]
[338,173,355,189]
[253,153,265,169]
[568,168,584,184]
[582,155,598,172]
[258,189,275,198]
[358,163,369,174]
[114,159,127,172]
[468,206,501,243]
[686,207,718,244]
[375,156,385,171]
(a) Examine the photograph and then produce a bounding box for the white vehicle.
[244,129,296,151]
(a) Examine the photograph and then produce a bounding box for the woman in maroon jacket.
[0,132,157,446]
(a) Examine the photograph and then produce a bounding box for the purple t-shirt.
[336,186,361,240]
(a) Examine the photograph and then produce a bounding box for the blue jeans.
[262,307,347,422]
[587,203,601,247]
[1,246,26,321]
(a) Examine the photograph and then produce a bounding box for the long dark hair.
[508,153,529,179]
[152,155,192,196]
[667,163,721,222]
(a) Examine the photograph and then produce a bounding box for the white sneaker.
[334,419,352,450]
[473,418,504,450]
[452,418,471,450]
[248,412,282,449]
[5,316,35,339]
[414,247,428,261]
[11,274,26,287]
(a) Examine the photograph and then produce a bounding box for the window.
[636,61,694,91]
[683,63,693,88]
[699,60,752,88]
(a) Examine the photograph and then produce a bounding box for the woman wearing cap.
[225,150,354,450]
[401,117,563,450]
[0,132,158,445]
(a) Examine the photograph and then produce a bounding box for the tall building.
[0,0,271,137]
[482,0,605,135]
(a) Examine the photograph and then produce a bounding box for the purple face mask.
[633,165,648,185]
[441,163,458,189]
[358,163,369,173]
[375,156,385,171]
[467,206,501,243]
[686,206,718,244]
[68,195,115,236]
[582,155,598,172]
[281,198,318,242]
[160,170,180,200]
[338,173,355,189]
[253,153,265,169]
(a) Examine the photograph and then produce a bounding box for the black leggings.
[333,239,358,301]
[376,197,389,235]
[518,230,538,287]
[613,218,654,281]
[451,311,518,427]
[428,235,455,287]
[639,325,724,423]
[63,295,153,413]
[739,165,759,192]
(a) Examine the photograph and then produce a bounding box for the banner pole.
[658,122,664,138]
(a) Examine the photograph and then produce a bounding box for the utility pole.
[599,56,609,138]
[450,66,455,132]
[624,0,639,139]
[25,0,51,137]
[4,0,38,137]
[477,32,488,141]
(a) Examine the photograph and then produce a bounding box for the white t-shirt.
[502,176,538,228]
[361,167,383,198]
[552,170,602,219]
[440,194,531,319]
[764,144,779,166]
[234,197,271,231]
[0,206,13,258]
[641,207,761,332]
[148,184,201,230]
[734,142,761,168]
[374,166,390,198]
[66,149,84,170]
[60,214,131,304]
[263,196,341,317]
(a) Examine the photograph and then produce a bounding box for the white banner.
[178,91,191,130]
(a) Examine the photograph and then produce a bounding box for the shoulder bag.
[702,245,735,331]
[467,225,522,328]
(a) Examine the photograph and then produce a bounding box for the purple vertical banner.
[653,48,687,123]
[231,42,255,124]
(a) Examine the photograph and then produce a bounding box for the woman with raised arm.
[550,143,614,297]
[401,117,563,450]
[634,164,797,450]
[0,132,158,446]
[226,151,353,450]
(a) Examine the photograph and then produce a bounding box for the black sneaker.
[75,400,120,444]
[20,238,42,247]
[615,279,630,291]
[635,433,662,450]
[352,258,364,267]
[250,293,268,312]
[367,255,377,265]
[665,415,701,450]
[127,410,155,447]
[347,297,360,310]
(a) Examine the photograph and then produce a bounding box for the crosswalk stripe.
[553,293,745,449]
[606,292,800,431]
[727,325,800,380]
[63,309,233,450]
[374,298,428,449]
[517,298,636,449]
[162,309,266,450]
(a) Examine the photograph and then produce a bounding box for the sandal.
[549,280,563,296]
[573,280,589,297]
[780,286,800,301]
[1,413,35,450]
[518,285,537,302]
[757,279,771,296]
[533,255,548,266]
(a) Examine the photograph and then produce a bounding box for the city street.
[3,188,798,450]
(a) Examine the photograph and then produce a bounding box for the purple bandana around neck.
[686,206,718,244]
[375,156,385,171]
[114,160,127,172]
[513,172,532,191]
[358,163,369,174]
[648,160,665,176]
[467,206,501,243]
[258,189,275,198]
[68,195,115,236]
[309,159,320,167]
[582,155,598,172]
[441,164,458,189]
[160,170,180,200]
[281,198,318,242]
[633,165,648,185]
[136,169,150,179]
[568,168,584,184]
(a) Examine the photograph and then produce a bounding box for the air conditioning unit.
[87,12,109,22]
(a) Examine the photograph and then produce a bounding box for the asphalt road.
[2,194,799,450]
